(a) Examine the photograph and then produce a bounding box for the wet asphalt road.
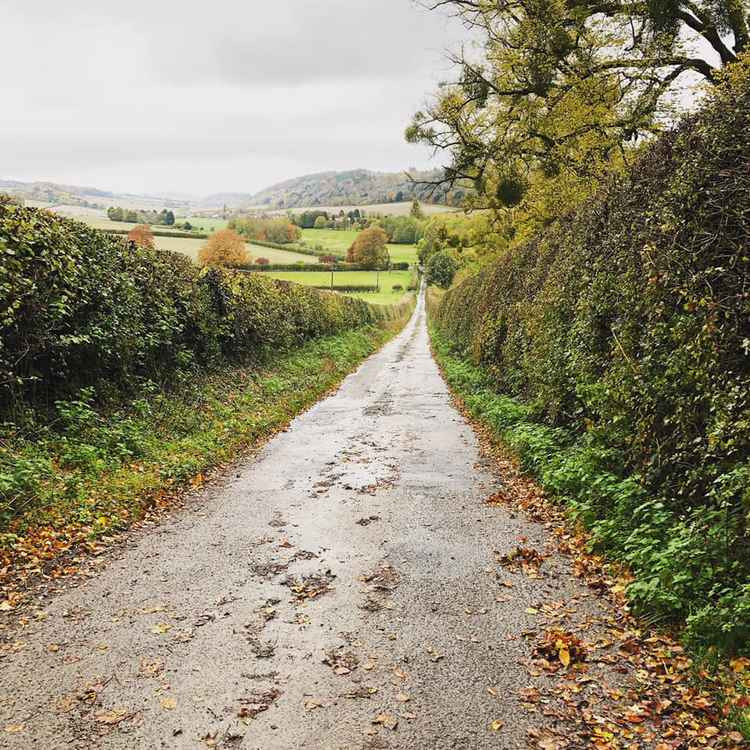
[0,290,609,749]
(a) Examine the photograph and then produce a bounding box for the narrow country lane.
[0,291,617,749]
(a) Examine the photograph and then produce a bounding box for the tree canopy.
[426,250,458,288]
[346,227,390,269]
[198,229,249,267]
[408,0,747,208]
[228,217,301,244]
[127,224,155,249]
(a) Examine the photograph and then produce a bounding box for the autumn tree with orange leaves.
[128,224,155,249]
[198,229,250,267]
[346,227,389,270]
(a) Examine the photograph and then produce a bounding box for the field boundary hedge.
[232,261,410,272]
[248,237,345,260]
[431,57,750,653]
[104,227,210,240]
[312,284,380,292]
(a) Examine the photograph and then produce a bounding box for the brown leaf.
[372,713,398,730]
[94,709,130,725]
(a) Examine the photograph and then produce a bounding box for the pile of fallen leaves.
[497,545,546,577]
[282,570,336,603]
[534,628,587,670]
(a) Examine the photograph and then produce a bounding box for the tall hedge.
[0,206,387,418]
[433,58,750,650]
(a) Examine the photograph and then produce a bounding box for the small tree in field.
[320,254,337,265]
[347,226,389,270]
[255,257,270,265]
[313,215,328,229]
[198,229,249,267]
[410,199,424,220]
[128,224,155,249]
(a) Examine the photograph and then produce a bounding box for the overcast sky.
[2,1,467,197]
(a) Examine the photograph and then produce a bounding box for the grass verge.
[0,321,408,601]
[429,320,750,741]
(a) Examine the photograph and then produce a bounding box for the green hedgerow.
[431,55,750,653]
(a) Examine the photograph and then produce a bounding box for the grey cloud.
[1,1,465,195]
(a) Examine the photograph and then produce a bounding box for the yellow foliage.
[198,229,250,267]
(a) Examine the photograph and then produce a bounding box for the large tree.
[198,229,249,267]
[407,0,748,206]
[347,227,390,269]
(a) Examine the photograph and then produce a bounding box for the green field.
[268,269,415,305]
[174,216,229,233]
[72,216,313,264]
[82,218,197,234]
[82,216,228,235]
[300,228,418,265]
[75,218,417,265]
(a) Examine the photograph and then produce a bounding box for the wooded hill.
[243,168,469,210]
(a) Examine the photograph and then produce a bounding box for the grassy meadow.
[66,214,418,266]
[174,216,229,233]
[74,216,314,264]
[300,227,418,265]
[268,269,415,305]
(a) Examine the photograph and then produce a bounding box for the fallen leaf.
[490,719,504,731]
[372,713,398,730]
[160,697,177,710]
[150,622,171,634]
[4,724,24,733]
[94,709,130,725]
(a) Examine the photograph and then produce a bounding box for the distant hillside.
[2,169,470,214]
[245,169,469,210]
[0,179,191,212]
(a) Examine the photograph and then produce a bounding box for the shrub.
[198,229,249,267]
[314,215,328,229]
[391,284,403,291]
[432,56,750,652]
[255,257,270,265]
[127,224,155,249]
[426,251,457,288]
